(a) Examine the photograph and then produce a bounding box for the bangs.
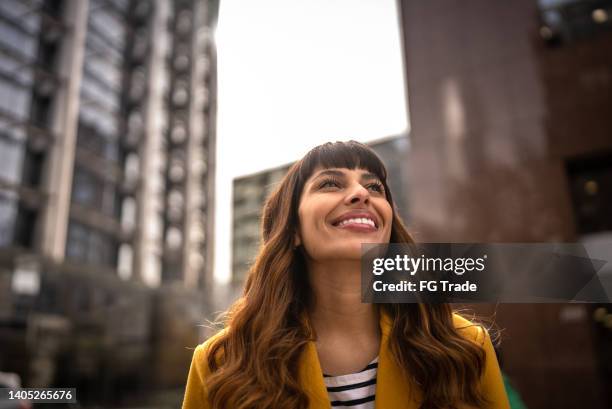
[298,141,388,184]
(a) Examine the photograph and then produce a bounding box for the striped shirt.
[323,357,378,408]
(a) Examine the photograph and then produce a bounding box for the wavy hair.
[205,141,488,409]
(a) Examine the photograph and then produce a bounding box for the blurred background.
[0,0,611,408]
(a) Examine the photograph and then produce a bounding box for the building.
[232,163,289,286]
[397,1,612,408]
[0,0,217,404]
[231,135,410,286]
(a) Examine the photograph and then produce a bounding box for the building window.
[66,220,118,268]
[566,152,612,234]
[538,0,612,46]
[0,136,24,185]
[0,193,17,246]
[66,222,88,261]
[72,168,98,206]
[71,167,118,217]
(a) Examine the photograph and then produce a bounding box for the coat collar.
[298,309,421,409]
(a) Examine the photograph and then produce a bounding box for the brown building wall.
[398,1,612,408]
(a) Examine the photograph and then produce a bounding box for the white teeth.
[337,217,376,228]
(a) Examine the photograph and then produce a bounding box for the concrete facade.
[397,1,612,407]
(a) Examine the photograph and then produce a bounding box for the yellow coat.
[182,312,511,409]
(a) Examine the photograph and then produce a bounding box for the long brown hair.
[205,141,488,409]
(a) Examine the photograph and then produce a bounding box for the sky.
[213,0,409,284]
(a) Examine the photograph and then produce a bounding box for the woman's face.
[296,167,393,262]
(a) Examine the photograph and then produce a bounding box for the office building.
[0,0,217,402]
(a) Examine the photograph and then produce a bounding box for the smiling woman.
[295,167,393,263]
[182,141,510,409]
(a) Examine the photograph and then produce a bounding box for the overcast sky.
[214,0,408,283]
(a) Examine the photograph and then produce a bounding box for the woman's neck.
[306,259,381,375]
[306,259,380,339]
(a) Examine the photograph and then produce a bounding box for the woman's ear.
[294,232,301,248]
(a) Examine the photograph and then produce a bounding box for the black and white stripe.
[323,357,378,408]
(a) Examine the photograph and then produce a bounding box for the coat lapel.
[375,311,421,409]
[299,338,332,408]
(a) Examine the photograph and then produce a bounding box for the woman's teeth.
[337,218,376,228]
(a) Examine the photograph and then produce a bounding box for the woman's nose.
[345,184,370,205]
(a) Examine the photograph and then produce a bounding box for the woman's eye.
[320,179,341,189]
[367,183,384,193]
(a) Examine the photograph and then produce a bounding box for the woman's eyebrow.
[361,172,380,182]
[310,169,381,184]
[311,169,345,181]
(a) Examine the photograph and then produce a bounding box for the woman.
[183,141,510,409]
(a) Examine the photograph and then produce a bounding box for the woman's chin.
[328,246,365,261]
[308,241,375,261]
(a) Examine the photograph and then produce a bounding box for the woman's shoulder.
[190,327,229,373]
[453,313,510,408]
[451,312,489,346]
[183,328,229,409]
